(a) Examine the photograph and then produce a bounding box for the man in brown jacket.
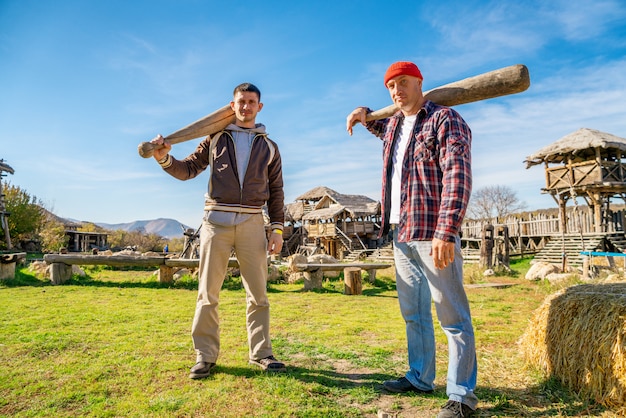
[150,83,286,378]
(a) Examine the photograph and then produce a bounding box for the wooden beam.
[292,263,391,272]
[44,254,166,267]
[43,255,242,268]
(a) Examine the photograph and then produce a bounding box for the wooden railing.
[305,221,376,238]
[305,222,337,237]
[461,209,626,239]
[545,160,626,190]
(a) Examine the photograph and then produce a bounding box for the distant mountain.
[95,218,193,239]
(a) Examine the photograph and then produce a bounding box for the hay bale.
[519,283,626,408]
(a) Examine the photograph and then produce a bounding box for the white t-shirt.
[389,114,417,224]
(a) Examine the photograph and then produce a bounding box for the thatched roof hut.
[285,186,386,258]
[525,128,626,168]
[302,193,379,221]
[284,202,304,223]
[295,186,340,202]
[524,128,626,233]
[288,186,380,223]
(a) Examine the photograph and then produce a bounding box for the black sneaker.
[189,361,215,379]
[436,400,475,418]
[382,376,434,394]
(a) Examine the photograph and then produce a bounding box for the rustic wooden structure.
[50,217,110,253]
[525,128,626,234]
[65,230,108,252]
[462,206,626,268]
[0,159,15,249]
[286,187,383,260]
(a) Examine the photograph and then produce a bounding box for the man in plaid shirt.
[346,61,478,418]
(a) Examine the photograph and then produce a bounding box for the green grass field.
[0,260,621,417]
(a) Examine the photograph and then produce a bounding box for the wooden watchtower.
[0,160,15,249]
[525,128,626,234]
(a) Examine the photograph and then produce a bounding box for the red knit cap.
[384,61,423,86]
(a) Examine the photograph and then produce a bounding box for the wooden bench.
[0,252,27,280]
[42,255,392,293]
[43,254,239,285]
[290,262,392,294]
[580,251,626,279]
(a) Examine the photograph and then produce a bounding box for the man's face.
[231,91,263,125]
[386,75,423,113]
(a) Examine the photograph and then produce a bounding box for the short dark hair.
[233,82,261,101]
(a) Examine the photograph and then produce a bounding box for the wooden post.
[158,266,174,283]
[365,268,376,284]
[303,269,323,290]
[592,194,603,233]
[496,226,510,268]
[0,262,15,280]
[582,255,590,280]
[50,263,72,285]
[606,255,616,271]
[480,224,494,268]
[343,267,362,295]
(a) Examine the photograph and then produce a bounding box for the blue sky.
[1,0,625,228]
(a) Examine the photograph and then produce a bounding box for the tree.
[78,222,107,233]
[467,185,526,222]
[107,229,167,253]
[1,182,45,249]
[39,216,68,253]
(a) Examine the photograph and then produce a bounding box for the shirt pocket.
[412,134,438,162]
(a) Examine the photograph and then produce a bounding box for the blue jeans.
[393,231,478,409]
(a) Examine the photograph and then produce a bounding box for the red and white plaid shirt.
[366,100,472,243]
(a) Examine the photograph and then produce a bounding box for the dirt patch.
[331,359,443,418]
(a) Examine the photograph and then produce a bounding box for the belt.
[390,224,397,231]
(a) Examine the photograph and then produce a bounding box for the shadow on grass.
[4,268,398,298]
[202,363,400,392]
[195,366,613,416]
[475,378,613,417]
[1,269,201,290]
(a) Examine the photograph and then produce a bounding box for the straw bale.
[519,283,626,407]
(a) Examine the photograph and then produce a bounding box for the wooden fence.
[461,208,626,239]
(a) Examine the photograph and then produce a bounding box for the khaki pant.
[191,213,272,363]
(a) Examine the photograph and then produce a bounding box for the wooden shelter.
[287,186,383,259]
[58,219,109,253]
[525,128,626,234]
